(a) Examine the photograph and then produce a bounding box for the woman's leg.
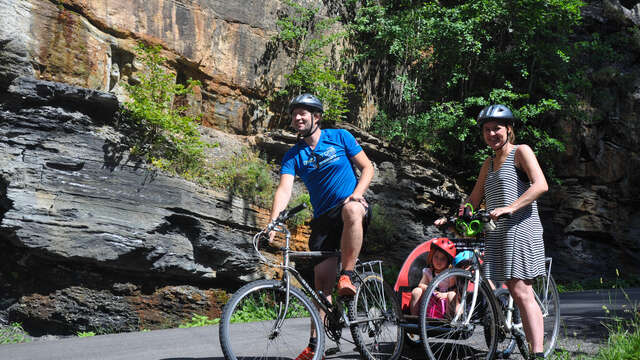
[506,278,543,353]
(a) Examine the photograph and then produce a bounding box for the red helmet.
[428,238,456,265]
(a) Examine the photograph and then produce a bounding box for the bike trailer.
[393,238,449,314]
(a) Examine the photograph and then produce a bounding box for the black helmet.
[289,93,323,114]
[477,104,515,128]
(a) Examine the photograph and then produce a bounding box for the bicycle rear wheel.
[420,268,499,360]
[494,288,521,359]
[219,280,325,360]
[349,272,404,360]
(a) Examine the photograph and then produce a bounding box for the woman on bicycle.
[440,104,548,359]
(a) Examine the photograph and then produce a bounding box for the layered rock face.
[0,76,462,335]
[1,0,640,337]
[539,1,640,281]
[0,0,302,132]
[0,76,271,334]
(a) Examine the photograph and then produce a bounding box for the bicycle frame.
[261,218,388,337]
[456,250,555,337]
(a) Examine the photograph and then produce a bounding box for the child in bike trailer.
[409,238,457,317]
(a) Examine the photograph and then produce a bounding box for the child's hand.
[434,291,448,300]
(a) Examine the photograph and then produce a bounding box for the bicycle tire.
[514,274,560,358]
[419,268,499,360]
[219,279,325,360]
[349,272,404,360]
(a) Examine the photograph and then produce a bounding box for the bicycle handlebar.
[441,203,510,237]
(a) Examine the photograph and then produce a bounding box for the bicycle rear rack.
[356,260,384,281]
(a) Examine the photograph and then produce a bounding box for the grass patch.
[77,331,96,337]
[556,273,640,293]
[0,322,30,344]
[230,294,310,324]
[179,313,220,328]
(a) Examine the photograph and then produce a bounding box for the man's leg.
[337,201,367,296]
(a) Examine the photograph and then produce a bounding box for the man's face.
[291,107,315,133]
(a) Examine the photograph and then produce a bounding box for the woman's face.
[432,249,449,272]
[482,120,509,151]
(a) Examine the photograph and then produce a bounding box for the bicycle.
[219,203,404,360]
[418,206,560,360]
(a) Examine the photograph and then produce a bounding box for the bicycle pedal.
[325,346,340,355]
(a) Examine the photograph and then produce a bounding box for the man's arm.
[267,174,294,242]
[345,151,374,203]
[269,174,295,221]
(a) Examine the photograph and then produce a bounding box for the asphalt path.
[0,288,638,360]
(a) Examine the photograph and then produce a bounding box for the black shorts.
[308,200,372,252]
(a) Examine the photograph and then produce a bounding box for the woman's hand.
[434,217,447,226]
[489,206,514,220]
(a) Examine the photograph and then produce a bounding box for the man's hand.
[343,194,368,209]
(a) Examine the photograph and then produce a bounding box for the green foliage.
[179,313,220,328]
[77,331,96,337]
[230,293,309,324]
[348,0,584,182]
[365,204,397,252]
[595,317,640,360]
[206,150,275,207]
[557,271,640,293]
[272,0,355,125]
[123,42,210,177]
[288,193,312,227]
[0,322,30,344]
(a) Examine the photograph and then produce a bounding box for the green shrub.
[122,42,211,177]
[0,322,30,344]
[271,0,354,125]
[347,0,583,183]
[365,204,397,252]
[206,150,275,207]
[287,193,312,227]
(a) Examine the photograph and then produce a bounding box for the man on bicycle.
[267,93,374,358]
[269,93,374,295]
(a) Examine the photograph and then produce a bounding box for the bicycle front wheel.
[420,268,499,360]
[349,272,404,360]
[219,280,325,360]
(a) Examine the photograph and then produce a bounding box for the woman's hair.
[506,124,516,144]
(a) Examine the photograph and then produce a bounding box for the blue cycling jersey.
[281,129,362,218]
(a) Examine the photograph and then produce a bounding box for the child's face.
[432,249,449,272]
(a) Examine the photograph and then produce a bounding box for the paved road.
[1,288,638,360]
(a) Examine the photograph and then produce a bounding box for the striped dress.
[483,146,545,282]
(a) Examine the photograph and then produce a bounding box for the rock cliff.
[0,0,639,337]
